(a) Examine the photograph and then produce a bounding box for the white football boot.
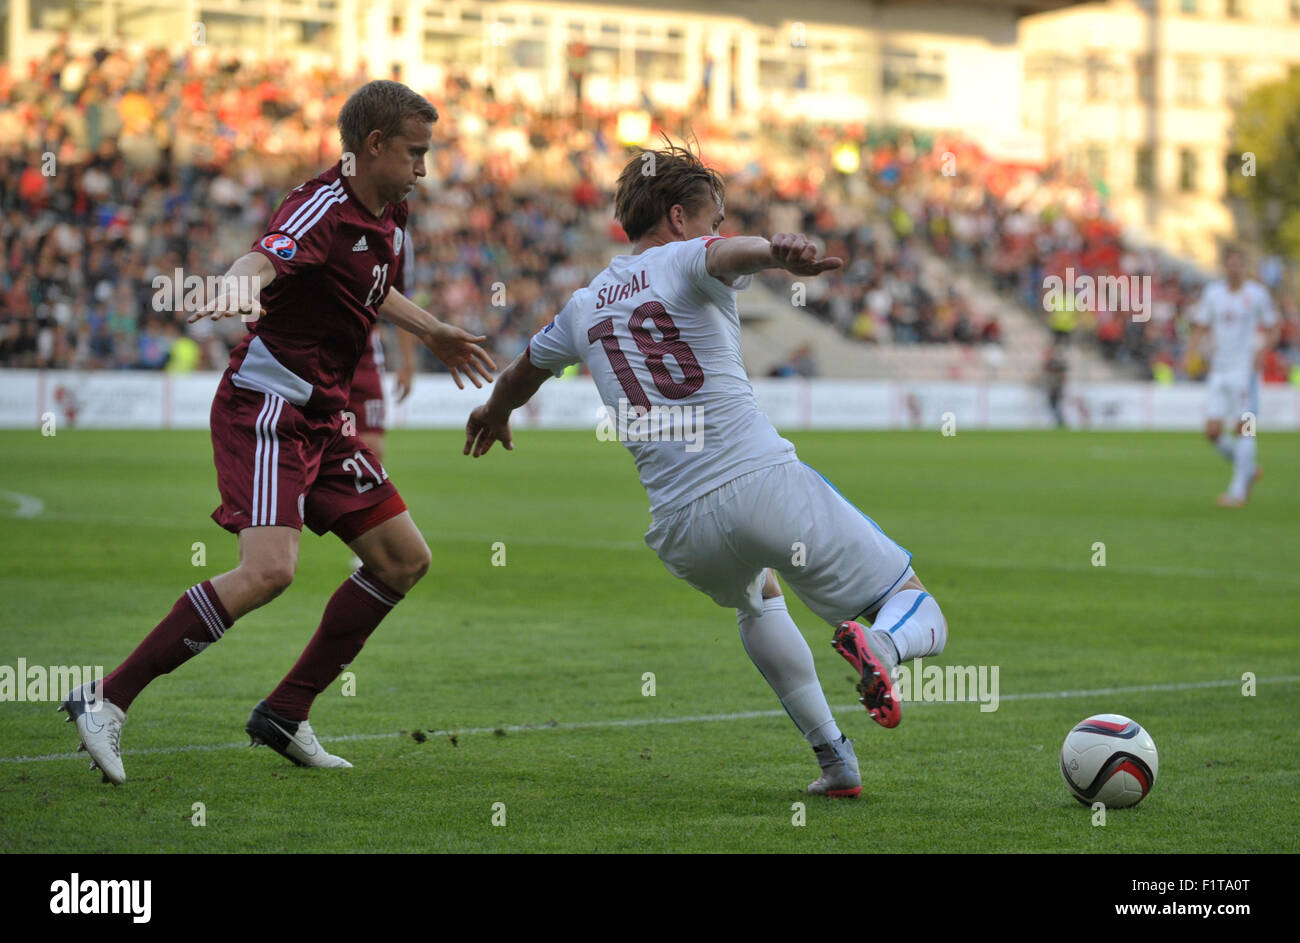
[807,734,861,798]
[58,683,127,785]
[246,700,353,769]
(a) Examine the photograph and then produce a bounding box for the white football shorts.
[1204,372,1258,425]
[644,459,913,625]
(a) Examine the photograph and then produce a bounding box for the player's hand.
[188,279,265,323]
[463,404,513,457]
[770,233,843,277]
[394,362,414,403]
[424,323,496,390]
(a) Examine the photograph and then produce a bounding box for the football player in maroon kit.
[60,80,494,783]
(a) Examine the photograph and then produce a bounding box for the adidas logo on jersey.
[352,236,369,252]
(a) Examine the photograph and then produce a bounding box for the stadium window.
[1293,0,1300,21]
[509,39,547,70]
[635,48,684,81]
[1135,146,1155,190]
[1224,0,1244,17]
[760,49,811,91]
[1180,0,1198,13]
[882,46,947,99]
[1135,55,1155,102]
[1086,56,1107,102]
[1179,149,1198,192]
[1086,146,1107,182]
[1222,60,1243,104]
[586,43,621,76]
[1175,58,1200,106]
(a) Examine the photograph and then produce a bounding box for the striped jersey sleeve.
[251,178,347,277]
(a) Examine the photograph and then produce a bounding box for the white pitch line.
[3,674,1297,766]
[0,491,45,519]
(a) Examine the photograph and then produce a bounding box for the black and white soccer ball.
[1060,713,1158,808]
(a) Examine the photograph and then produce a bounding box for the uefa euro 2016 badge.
[261,232,298,260]
[393,227,403,256]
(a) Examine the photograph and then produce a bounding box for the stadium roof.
[876,0,1088,12]
[550,1,1095,30]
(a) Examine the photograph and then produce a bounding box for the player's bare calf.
[346,511,432,594]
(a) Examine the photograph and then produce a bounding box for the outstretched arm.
[705,233,843,283]
[188,251,276,323]
[463,348,554,457]
[379,289,496,390]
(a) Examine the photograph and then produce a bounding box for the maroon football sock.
[103,581,233,711]
[265,567,404,722]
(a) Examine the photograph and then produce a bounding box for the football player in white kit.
[463,144,948,798]
[1187,246,1280,507]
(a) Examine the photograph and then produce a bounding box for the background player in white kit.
[1187,245,1280,507]
[463,144,948,798]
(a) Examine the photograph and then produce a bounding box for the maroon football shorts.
[210,378,403,540]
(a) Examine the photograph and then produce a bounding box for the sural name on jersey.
[595,270,651,310]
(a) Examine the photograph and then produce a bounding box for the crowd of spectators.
[0,43,1001,378]
[0,45,622,372]
[1,42,1295,383]
[864,134,1298,380]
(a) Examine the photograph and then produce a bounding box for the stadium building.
[1021,0,1300,262]
[7,0,1078,153]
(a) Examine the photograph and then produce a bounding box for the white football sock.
[1228,434,1257,500]
[1213,434,1235,461]
[872,589,947,662]
[738,596,840,747]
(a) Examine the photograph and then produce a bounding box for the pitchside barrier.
[1,370,1298,431]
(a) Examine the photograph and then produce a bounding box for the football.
[1060,714,1159,809]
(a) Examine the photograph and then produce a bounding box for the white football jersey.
[1192,279,1277,377]
[528,236,796,515]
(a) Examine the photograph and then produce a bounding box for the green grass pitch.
[1,427,1297,853]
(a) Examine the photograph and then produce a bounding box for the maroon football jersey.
[225,161,410,413]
